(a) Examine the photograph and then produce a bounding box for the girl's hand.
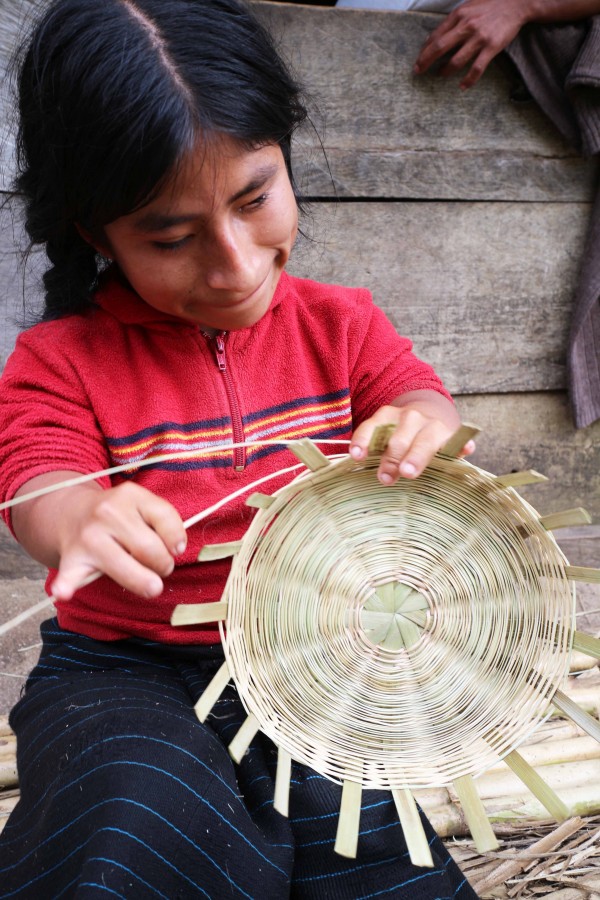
[349,391,474,485]
[12,475,187,600]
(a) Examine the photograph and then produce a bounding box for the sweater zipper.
[207,331,246,471]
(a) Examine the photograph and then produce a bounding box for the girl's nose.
[203,222,261,292]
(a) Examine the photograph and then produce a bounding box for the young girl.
[0,1,477,896]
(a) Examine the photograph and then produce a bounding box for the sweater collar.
[95,267,290,328]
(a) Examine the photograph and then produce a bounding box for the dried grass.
[447,815,600,898]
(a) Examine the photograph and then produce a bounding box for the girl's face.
[98,136,298,332]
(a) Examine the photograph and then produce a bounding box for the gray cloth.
[505,18,600,428]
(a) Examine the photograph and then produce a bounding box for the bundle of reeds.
[0,715,18,830]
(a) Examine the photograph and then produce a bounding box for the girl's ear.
[75,222,113,260]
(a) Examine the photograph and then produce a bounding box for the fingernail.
[400,462,417,477]
[175,541,187,555]
[349,446,363,460]
[379,472,393,485]
[146,577,163,598]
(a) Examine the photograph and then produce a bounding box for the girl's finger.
[378,419,451,485]
[377,436,412,484]
[349,407,397,460]
[51,560,100,601]
[375,409,428,483]
[131,490,188,557]
[87,487,186,568]
[55,536,166,600]
[395,421,451,481]
[84,511,176,580]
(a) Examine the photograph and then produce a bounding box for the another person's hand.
[349,390,475,485]
[414,0,528,90]
[12,474,187,600]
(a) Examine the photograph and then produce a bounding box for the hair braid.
[40,228,101,320]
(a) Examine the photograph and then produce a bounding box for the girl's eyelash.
[152,192,269,250]
[246,192,269,209]
[153,236,192,251]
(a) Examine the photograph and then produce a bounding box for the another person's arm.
[414,0,600,90]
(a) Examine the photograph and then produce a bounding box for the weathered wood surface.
[0,0,33,191]
[290,200,592,394]
[457,392,600,518]
[0,3,598,510]
[1,3,598,201]
[2,199,593,394]
[0,202,43,368]
[253,3,598,202]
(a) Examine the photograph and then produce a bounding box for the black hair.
[13,0,308,319]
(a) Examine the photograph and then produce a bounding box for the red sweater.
[0,270,451,642]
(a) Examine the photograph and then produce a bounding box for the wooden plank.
[294,146,599,203]
[0,197,591,391]
[554,527,600,569]
[0,522,45,580]
[1,4,597,201]
[455,391,600,520]
[289,200,590,394]
[253,3,598,201]
[0,0,41,191]
[0,197,45,368]
[0,577,47,716]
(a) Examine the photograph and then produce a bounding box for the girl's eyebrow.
[133,163,280,233]
[134,212,198,233]
[229,163,279,204]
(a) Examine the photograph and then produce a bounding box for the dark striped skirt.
[0,619,477,899]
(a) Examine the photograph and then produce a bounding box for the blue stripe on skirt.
[0,619,478,899]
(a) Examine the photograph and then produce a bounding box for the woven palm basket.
[173,426,600,863]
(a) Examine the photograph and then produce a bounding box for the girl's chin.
[190,301,272,332]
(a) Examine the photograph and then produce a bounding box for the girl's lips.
[183,270,273,326]
[225,271,270,307]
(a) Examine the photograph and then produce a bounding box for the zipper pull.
[214,333,227,372]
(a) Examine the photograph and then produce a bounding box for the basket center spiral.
[221,453,575,788]
[360,581,430,650]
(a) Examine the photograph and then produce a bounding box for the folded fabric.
[505,18,600,428]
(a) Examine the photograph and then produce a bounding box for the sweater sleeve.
[347,291,452,425]
[0,323,111,533]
